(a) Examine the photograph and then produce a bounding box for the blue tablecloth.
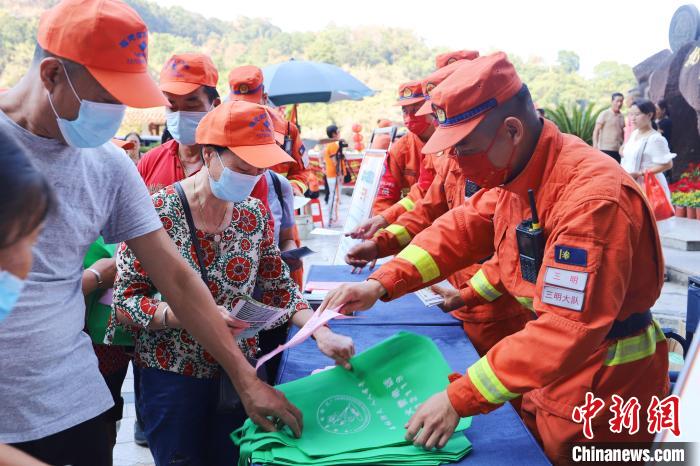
[275,323,551,466]
[304,265,460,326]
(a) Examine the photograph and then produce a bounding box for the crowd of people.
[0,0,680,465]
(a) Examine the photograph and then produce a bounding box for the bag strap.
[634,137,649,175]
[174,182,209,284]
[269,171,287,214]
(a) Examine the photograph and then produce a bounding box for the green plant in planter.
[671,191,686,206]
[689,191,700,208]
[546,103,604,145]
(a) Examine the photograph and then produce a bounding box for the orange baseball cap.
[435,50,480,69]
[393,80,425,107]
[195,101,293,168]
[37,0,168,108]
[228,66,265,104]
[416,60,472,116]
[112,138,135,150]
[159,53,218,96]
[422,52,523,155]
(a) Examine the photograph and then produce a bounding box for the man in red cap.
[370,80,437,218]
[319,52,668,463]
[228,65,313,197]
[138,53,221,193]
[0,2,301,463]
[435,49,480,69]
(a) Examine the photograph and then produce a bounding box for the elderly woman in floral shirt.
[108,101,354,466]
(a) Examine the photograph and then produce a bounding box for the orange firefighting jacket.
[372,131,436,220]
[372,153,527,323]
[369,120,667,418]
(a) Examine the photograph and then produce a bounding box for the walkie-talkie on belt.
[516,189,545,283]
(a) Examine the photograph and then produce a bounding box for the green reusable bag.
[84,238,134,346]
[233,332,472,464]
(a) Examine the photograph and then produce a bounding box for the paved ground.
[113,191,691,465]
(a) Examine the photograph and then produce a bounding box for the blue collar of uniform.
[232,83,263,95]
[436,98,498,127]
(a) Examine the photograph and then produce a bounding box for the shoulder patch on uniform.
[554,245,587,267]
[299,144,306,155]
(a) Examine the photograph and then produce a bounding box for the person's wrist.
[86,268,104,289]
[367,279,387,299]
[312,325,332,341]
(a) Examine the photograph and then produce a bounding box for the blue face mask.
[166,110,208,146]
[47,63,126,148]
[209,153,262,203]
[0,270,25,323]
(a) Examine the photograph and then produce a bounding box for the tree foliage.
[0,0,637,141]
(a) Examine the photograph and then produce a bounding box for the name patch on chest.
[541,285,585,311]
[544,267,588,291]
[554,245,587,267]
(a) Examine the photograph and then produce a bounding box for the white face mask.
[47,62,126,148]
[208,152,262,203]
[165,110,207,145]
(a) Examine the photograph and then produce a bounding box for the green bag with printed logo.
[232,332,472,465]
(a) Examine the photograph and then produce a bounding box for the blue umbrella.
[262,59,375,106]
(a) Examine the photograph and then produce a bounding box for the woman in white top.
[620,98,676,202]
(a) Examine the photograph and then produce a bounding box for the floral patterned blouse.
[106,185,310,379]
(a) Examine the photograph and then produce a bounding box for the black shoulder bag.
[173,182,265,412]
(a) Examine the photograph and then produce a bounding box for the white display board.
[333,148,388,264]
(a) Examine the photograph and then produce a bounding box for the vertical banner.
[333,148,388,264]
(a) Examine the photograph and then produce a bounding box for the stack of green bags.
[232,332,473,465]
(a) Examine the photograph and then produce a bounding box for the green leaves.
[546,103,604,145]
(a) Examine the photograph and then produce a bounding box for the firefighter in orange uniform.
[320,53,669,464]
[352,55,480,240]
[371,80,437,218]
[228,65,312,197]
[347,61,532,358]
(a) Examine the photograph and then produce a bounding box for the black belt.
[605,310,653,340]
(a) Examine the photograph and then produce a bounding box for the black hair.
[202,85,220,104]
[536,108,546,118]
[32,44,82,74]
[161,128,173,144]
[124,132,142,144]
[326,125,339,138]
[611,92,624,100]
[0,129,55,249]
[633,99,658,130]
[657,99,670,117]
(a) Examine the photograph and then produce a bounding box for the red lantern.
[354,142,365,151]
[352,123,362,133]
[352,133,363,143]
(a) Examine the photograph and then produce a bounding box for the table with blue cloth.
[267,264,551,465]
[303,265,460,326]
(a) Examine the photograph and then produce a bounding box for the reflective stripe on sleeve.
[467,356,519,405]
[289,179,307,193]
[385,224,412,247]
[604,320,666,366]
[398,197,415,211]
[469,269,502,302]
[516,297,534,310]
[396,244,440,283]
